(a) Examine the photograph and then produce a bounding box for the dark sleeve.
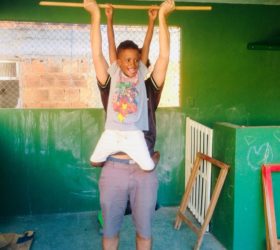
[144,75,164,155]
[97,76,111,112]
[145,75,164,111]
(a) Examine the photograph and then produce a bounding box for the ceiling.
[138,0,280,5]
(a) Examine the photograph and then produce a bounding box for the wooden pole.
[39,1,212,11]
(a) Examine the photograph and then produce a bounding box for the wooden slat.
[175,152,229,250]
[262,164,280,250]
[39,1,212,11]
[177,211,200,234]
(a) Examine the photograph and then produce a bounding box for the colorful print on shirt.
[112,71,139,122]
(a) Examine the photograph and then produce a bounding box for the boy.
[104,4,160,216]
[84,0,174,249]
[89,6,158,171]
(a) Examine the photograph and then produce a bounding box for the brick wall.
[20,58,100,108]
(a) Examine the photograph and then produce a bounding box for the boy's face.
[117,48,140,78]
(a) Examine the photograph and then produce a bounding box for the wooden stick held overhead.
[39,1,212,11]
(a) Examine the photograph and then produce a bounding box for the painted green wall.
[0,109,185,215]
[0,109,104,215]
[211,123,237,248]
[179,4,280,127]
[212,123,280,250]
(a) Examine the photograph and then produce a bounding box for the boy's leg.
[90,130,119,167]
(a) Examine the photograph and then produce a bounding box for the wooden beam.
[39,1,212,11]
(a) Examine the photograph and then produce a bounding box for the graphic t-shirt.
[105,62,149,131]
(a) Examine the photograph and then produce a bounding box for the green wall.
[0,109,104,215]
[211,123,236,248]
[179,4,280,127]
[0,109,185,215]
[212,123,280,250]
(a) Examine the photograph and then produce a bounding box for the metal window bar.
[185,117,213,228]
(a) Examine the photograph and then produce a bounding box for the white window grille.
[0,60,20,108]
[185,117,213,230]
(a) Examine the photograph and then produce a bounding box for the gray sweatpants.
[99,160,158,239]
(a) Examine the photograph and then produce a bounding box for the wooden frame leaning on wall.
[262,164,280,250]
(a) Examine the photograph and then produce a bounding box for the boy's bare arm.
[141,7,158,65]
[84,0,108,85]
[105,4,117,64]
[152,0,175,87]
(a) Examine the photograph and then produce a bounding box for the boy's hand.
[148,7,158,22]
[159,0,175,17]
[105,4,114,21]
[84,0,100,16]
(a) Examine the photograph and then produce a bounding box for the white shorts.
[90,129,155,171]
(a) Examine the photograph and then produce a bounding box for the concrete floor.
[0,207,225,250]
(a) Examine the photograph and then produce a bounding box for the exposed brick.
[80,88,90,103]
[22,89,36,104]
[20,57,97,108]
[35,102,51,108]
[55,79,72,87]
[34,89,49,102]
[56,73,72,81]
[48,59,62,73]
[65,89,80,102]
[40,75,56,87]
[31,59,46,74]
[86,76,97,87]
[23,103,37,108]
[79,59,90,74]
[70,102,88,108]
[62,59,73,74]
[73,80,87,87]
[63,59,79,74]
[21,60,32,73]
[52,102,72,108]
[39,102,65,108]
[49,88,65,102]
[72,74,85,81]
[22,75,41,88]
[67,60,78,74]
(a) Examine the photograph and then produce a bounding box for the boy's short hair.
[117,41,151,67]
[117,40,140,57]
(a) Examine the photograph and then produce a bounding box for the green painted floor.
[0,207,225,250]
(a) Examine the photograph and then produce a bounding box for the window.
[0,60,20,108]
[0,21,180,108]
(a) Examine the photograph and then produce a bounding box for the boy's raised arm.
[141,7,158,65]
[105,4,117,64]
[84,0,108,85]
[152,0,175,87]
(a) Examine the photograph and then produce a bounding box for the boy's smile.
[117,48,140,78]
